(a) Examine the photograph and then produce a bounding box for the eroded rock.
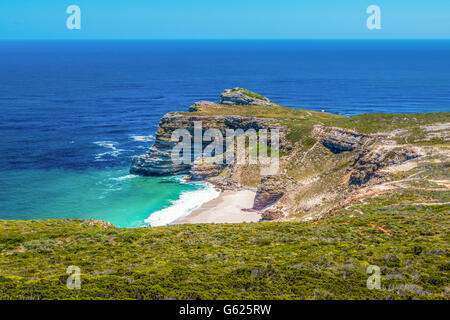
[219,88,278,107]
[253,175,286,210]
[313,125,371,154]
[350,146,421,185]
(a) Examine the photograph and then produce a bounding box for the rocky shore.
[131,88,450,223]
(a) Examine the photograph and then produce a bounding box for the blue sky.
[0,0,449,39]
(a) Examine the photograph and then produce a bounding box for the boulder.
[260,209,285,221]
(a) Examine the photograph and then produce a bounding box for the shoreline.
[144,181,221,227]
[174,189,261,224]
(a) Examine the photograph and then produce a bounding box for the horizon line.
[1,38,450,41]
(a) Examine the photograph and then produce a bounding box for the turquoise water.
[1,40,449,228]
[0,168,203,228]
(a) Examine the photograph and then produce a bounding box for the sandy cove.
[174,189,261,224]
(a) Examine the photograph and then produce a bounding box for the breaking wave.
[130,135,155,142]
[145,182,220,227]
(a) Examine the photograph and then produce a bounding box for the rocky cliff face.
[131,89,287,177]
[252,175,286,210]
[313,125,372,154]
[130,113,226,176]
[130,112,285,176]
[131,88,449,222]
[349,146,421,185]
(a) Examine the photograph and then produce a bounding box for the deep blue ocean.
[0,40,449,227]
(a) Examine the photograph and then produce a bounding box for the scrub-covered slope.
[0,198,448,300]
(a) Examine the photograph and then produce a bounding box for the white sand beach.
[175,189,261,224]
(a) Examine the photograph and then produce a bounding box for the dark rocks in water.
[130,141,191,176]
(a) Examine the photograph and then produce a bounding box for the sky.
[0,0,449,39]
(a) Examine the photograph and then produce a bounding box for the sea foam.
[109,174,138,182]
[130,135,155,142]
[93,141,127,161]
[145,182,220,227]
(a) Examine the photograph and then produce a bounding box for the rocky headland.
[131,87,450,223]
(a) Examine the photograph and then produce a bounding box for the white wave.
[159,175,192,184]
[110,174,138,182]
[130,135,155,142]
[170,175,190,184]
[94,140,118,149]
[145,183,220,227]
[93,141,127,161]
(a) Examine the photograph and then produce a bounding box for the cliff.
[131,88,450,222]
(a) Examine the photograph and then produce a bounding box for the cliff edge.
[131,88,450,222]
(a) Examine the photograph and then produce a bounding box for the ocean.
[0,40,449,228]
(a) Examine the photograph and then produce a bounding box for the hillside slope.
[0,198,448,299]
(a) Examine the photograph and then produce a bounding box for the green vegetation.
[181,104,449,134]
[0,191,448,300]
[325,112,450,134]
[230,88,267,100]
[178,104,448,146]
[177,104,342,123]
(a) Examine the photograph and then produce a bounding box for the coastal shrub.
[0,197,448,300]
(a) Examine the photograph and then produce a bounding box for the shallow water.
[0,168,209,228]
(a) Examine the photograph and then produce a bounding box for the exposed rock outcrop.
[191,155,228,181]
[130,113,227,176]
[349,146,422,185]
[130,88,448,223]
[253,175,286,210]
[205,176,243,191]
[219,88,278,107]
[131,97,288,176]
[81,220,114,228]
[260,209,285,221]
[130,142,190,176]
[313,125,371,154]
